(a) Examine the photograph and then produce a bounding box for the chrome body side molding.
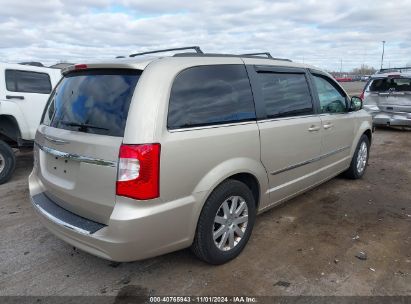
[270,146,350,175]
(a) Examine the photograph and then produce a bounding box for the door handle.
[6,95,24,100]
[323,123,334,129]
[308,125,321,132]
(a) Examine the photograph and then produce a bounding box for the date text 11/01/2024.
[149,296,258,303]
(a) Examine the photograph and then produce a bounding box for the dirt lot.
[0,127,410,297]
[340,81,366,96]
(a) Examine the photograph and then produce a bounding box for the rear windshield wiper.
[60,121,109,131]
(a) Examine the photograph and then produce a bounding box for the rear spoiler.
[61,64,88,75]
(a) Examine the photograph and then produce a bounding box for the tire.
[0,140,16,185]
[191,179,256,265]
[344,135,370,179]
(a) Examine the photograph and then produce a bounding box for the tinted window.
[313,75,347,113]
[369,78,411,92]
[168,65,255,129]
[5,71,16,91]
[257,72,313,118]
[42,69,141,137]
[6,70,52,94]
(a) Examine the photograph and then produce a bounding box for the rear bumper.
[32,192,106,234]
[365,109,411,127]
[29,171,204,262]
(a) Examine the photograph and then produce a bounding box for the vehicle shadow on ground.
[375,126,411,132]
[3,127,410,296]
[49,172,356,296]
[9,150,33,183]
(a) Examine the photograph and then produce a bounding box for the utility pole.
[340,59,342,76]
[380,41,386,70]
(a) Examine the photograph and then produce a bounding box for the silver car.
[29,47,373,264]
[362,71,411,127]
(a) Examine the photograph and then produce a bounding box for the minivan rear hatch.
[35,68,141,224]
[366,77,411,113]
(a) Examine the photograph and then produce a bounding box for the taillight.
[62,64,88,75]
[359,91,364,100]
[116,144,160,200]
[74,64,88,70]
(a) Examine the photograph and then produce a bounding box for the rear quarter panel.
[350,110,373,156]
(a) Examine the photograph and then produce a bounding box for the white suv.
[0,63,61,184]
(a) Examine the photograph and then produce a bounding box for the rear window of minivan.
[369,77,411,92]
[42,69,141,137]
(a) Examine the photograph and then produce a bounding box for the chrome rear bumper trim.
[35,142,117,167]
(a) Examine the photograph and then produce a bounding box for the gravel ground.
[340,81,366,96]
[0,127,410,297]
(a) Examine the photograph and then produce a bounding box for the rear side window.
[167,65,256,129]
[5,70,52,94]
[257,72,313,118]
[42,69,141,137]
[369,78,411,92]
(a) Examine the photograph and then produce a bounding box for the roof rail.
[241,52,273,59]
[129,46,203,57]
[378,67,411,74]
[173,52,293,62]
[19,61,44,67]
[240,52,292,62]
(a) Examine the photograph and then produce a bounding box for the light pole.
[380,41,386,70]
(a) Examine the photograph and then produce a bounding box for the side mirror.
[350,96,363,111]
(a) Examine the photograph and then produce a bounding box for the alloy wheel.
[356,141,368,174]
[0,152,5,174]
[213,196,249,251]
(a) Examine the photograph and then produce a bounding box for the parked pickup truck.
[0,63,61,184]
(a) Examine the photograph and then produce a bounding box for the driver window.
[313,75,347,114]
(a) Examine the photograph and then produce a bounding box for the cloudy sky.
[1,0,410,71]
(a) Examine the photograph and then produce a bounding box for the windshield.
[42,69,141,137]
[369,77,411,92]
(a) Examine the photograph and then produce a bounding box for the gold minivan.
[29,47,372,264]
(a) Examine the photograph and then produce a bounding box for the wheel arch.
[0,115,21,144]
[228,173,261,210]
[350,120,373,157]
[193,157,269,211]
[190,171,262,263]
[363,128,372,144]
